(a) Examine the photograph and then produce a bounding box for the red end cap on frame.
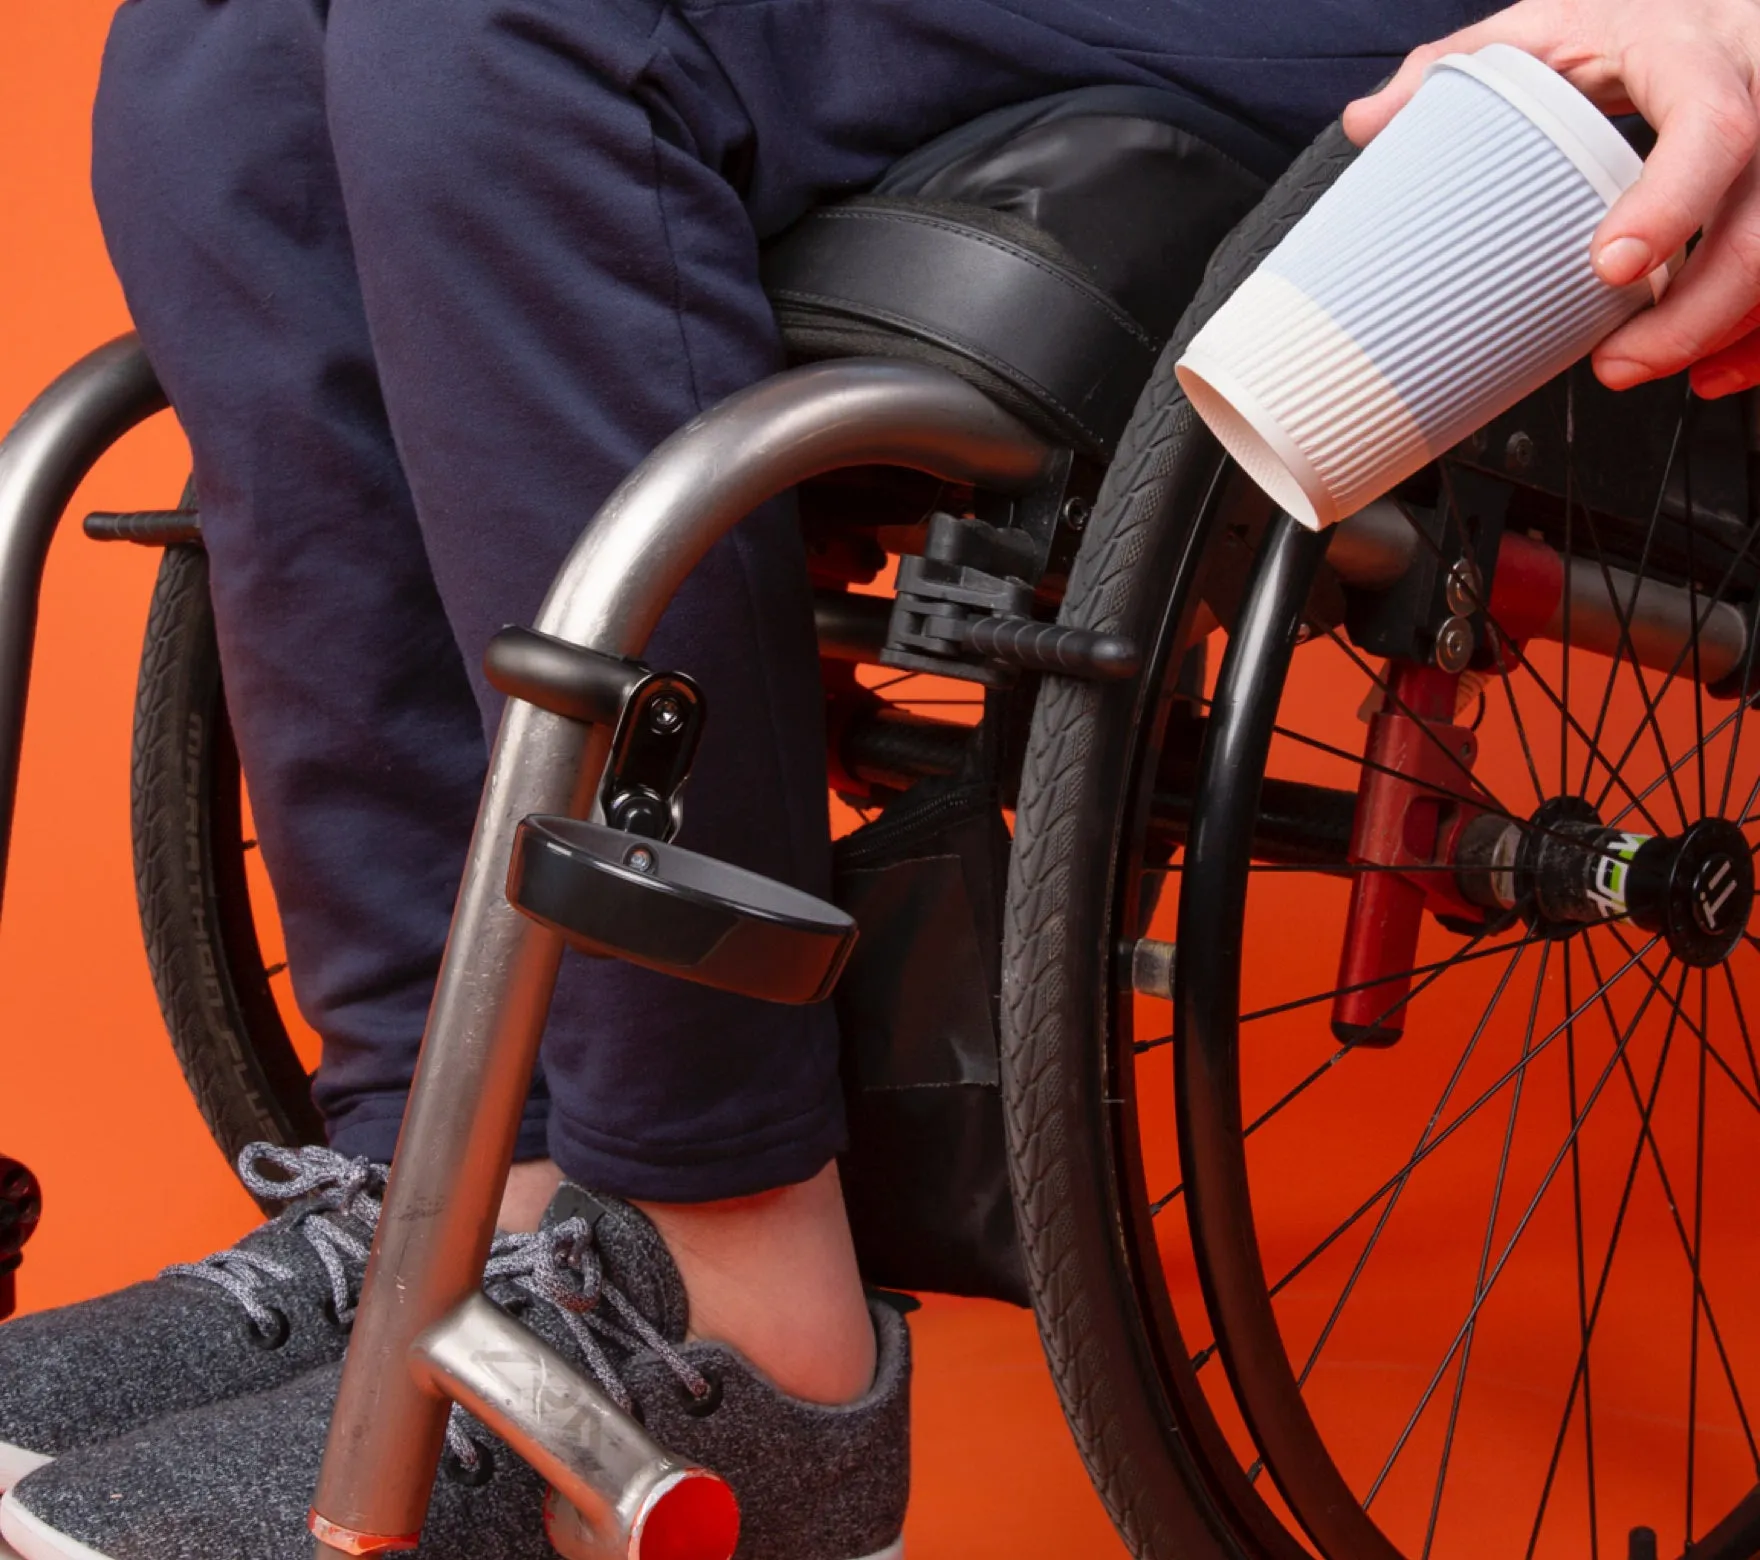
[632,1469,741,1560]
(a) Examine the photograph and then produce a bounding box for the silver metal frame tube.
[0,336,165,923]
[310,360,1052,1556]
[411,1295,736,1560]
[1546,555,1748,686]
[1326,504,1751,683]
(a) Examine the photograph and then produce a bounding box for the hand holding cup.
[1347,0,1760,400]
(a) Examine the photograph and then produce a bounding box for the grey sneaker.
[0,1144,383,1491]
[0,1187,910,1560]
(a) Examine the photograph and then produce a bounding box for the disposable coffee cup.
[1176,44,1677,530]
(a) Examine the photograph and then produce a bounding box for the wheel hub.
[1658,818,1755,966]
[1467,801,1755,967]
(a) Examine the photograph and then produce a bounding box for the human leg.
[0,0,597,1489]
[321,0,872,1402]
[88,0,551,1171]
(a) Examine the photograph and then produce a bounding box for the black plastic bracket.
[884,511,1139,685]
[485,626,705,840]
[1342,473,1509,670]
[601,672,705,840]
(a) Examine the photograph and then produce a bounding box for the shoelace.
[444,1214,712,1474]
[161,1143,383,1336]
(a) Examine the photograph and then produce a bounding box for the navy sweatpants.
[91,0,1483,1201]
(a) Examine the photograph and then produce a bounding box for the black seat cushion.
[761,85,1280,457]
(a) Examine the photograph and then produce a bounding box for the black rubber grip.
[83,510,202,546]
[965,616,1140,680]
[483,626,646,724]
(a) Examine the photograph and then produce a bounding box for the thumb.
[1343,3,1558,146]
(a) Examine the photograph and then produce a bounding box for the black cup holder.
[508,816,857,1005]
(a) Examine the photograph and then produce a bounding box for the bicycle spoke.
[1197,690,1635,864]
[862,669,925,695]
[1562,374,1577,801]
[1684,450,1710,824]
[1604,924,1760,1122]
[1593,515,1760,821]
[1581,939,1760,1474]
[1524,962,1692,1560]
[1563,945,1601,1560]
[1370,960,1678,1509]
[1718,575,1760,818]
[1687,968,1709,1543]
[1579,396,1687,798]
[1606,700,1745,833]
[1190,693,1530,834]
[1571,494,1690,831]
[1269,936,1661,1304]
[1148,963,1497,1214]
[1414,942,1552,1550]
[1242,927,1545,1027]
[1498,660,1549,809]
[1293,946,1534,1396]
[1724,962,1760,1097]
[1152,1042,1363,1214]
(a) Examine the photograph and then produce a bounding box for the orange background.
[0,9,1127,1557]
[10,13,1756,1560]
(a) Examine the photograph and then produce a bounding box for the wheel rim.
[1129,381,1760,1560]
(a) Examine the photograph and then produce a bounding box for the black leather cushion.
[762,85,1275,457]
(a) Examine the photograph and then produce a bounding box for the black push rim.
[1160,386,1760,1560]
[1091,455,1319,1560]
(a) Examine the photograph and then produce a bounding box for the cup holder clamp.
[487,627,858,1004]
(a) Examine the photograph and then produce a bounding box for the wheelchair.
[3,78,1758,1560]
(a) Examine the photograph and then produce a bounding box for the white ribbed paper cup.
[1176,44,1671,530]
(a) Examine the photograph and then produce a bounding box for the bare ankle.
[497,1158,564,1233]
[635,1162,876,1406]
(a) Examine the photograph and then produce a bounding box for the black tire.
[131,540,324,1169]
[1000,122,1363,1560]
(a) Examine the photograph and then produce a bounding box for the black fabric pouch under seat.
[832,776,1027,1306]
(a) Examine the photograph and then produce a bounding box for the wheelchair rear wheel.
[130,541,325,1169]
[1005,118,1760,1560]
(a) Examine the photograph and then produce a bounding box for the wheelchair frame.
[0,334,1053,1559]
[5,325,1756,1560]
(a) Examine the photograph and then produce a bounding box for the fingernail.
[1594,235,1653,287]
[1692,366,1746,400]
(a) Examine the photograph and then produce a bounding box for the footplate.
[508,817,856,1004]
